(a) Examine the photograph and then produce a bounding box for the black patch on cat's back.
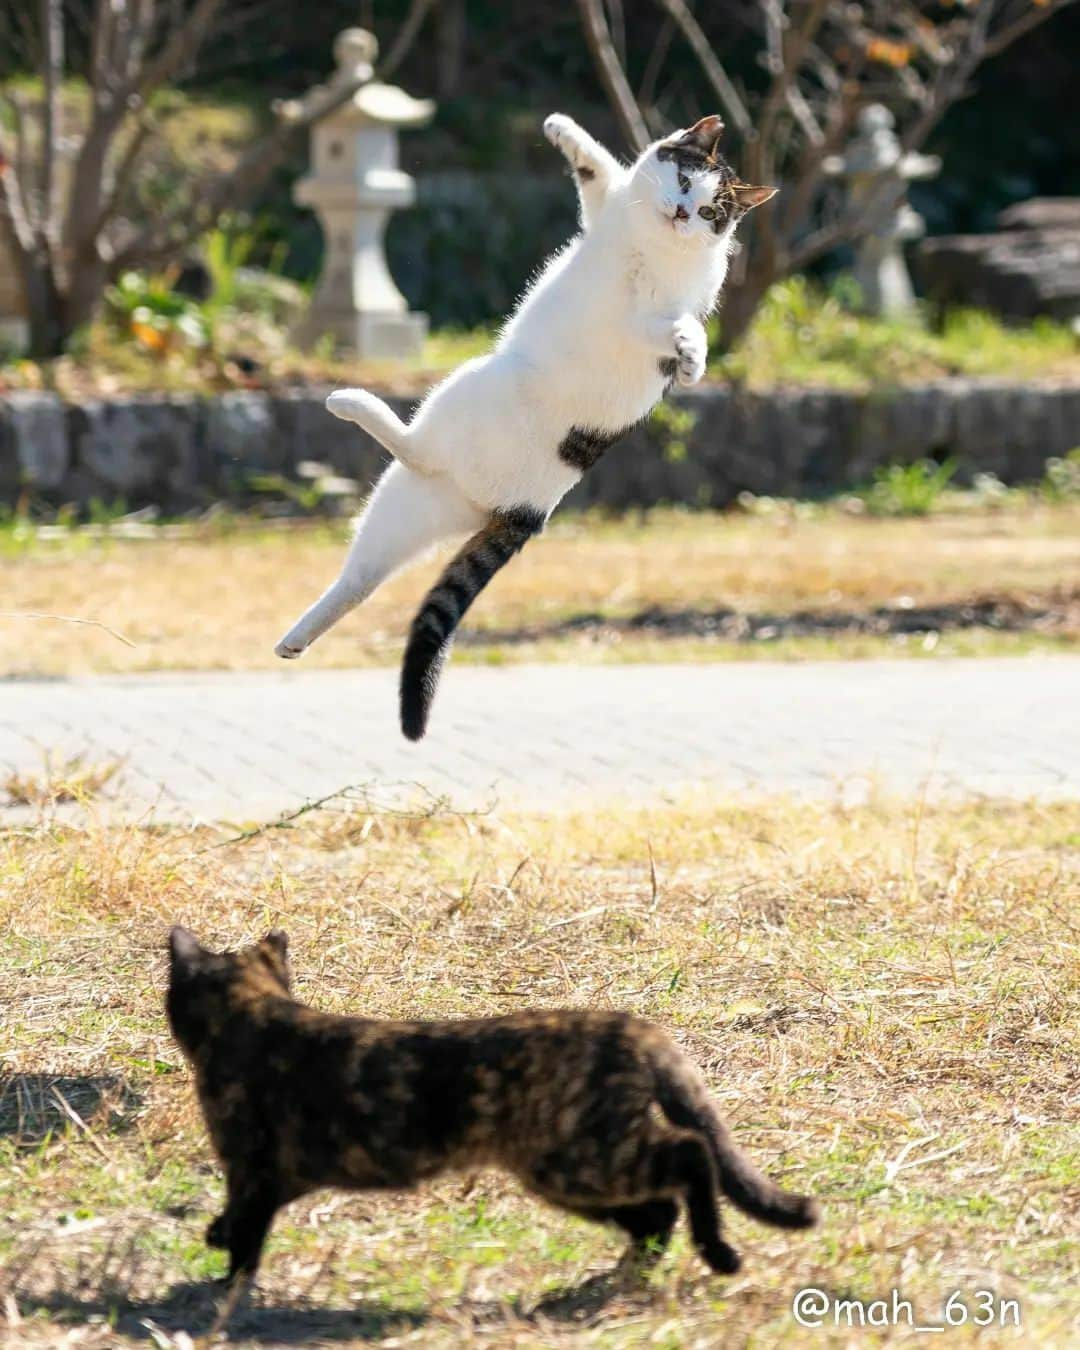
[558,425,630,473]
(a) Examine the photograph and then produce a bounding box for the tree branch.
[375,0,437,82]
[131,0,225,99]
[113,59,377,271]
[90,114,157,243]
[984,0,1077,59]
[653,0,753,139]
[0,155,35,259]
[576,0,650,152]
[40,0,64,249]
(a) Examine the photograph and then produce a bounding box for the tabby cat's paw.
[672,318,707,387]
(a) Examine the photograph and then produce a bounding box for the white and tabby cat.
[276,114,775,739]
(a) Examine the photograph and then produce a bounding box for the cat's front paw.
[672,318,707,387]
[544,113,580,151]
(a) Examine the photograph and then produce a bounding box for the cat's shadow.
[0,1072,142,1143]
[16,1283,428,1344]
[17,1267,635,1342]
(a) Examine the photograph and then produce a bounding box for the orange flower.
[866,36,915,67]
[131,320,170,353]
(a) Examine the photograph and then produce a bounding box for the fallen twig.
[0,610,137,647]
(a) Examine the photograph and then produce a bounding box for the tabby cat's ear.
[731,182,779,211]
[263,929,289,958]
[678,115,725,158]
[169,925,206,970]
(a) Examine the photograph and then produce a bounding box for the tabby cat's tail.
[400,506,546,741]
[654,1054,820,1230]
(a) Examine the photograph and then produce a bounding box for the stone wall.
[2,380,1078,511]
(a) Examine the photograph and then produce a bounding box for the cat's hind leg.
[570,1199,679,1267]
[657,1133,740,1274]
[275,463,485,659]
[326,388,434,475]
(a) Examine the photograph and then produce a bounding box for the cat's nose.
[674,204,690,222]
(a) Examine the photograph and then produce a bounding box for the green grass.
[1,795,1078,1344]
[714,277,1080,389]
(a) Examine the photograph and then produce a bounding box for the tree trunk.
[23,255,67,358]
[716,263,775,352]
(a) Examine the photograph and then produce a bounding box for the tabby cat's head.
[166,926,292,1057]
[634,116,777,245]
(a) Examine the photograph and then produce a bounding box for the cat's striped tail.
[400,506,546,741]
[653,1052,820,1230]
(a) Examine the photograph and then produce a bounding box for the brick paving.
[1,658,1077,824]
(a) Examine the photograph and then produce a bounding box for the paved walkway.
[1,658,1077,823]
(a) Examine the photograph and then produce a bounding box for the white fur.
[278,116,756,660]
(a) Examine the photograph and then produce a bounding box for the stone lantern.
[284,28,435,359]
[824,104,940,318]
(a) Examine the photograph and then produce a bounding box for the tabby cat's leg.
[656,1133,740,1274]
[208,1180,280,1283]
[573,1199,679,1264]
[544,114,625,230]
[275,463,485,659]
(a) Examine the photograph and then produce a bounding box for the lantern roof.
[277,27,435,130]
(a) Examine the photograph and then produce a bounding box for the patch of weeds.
[858,458,957,517]
[1042,447,1080,501]
[648,400,698,464]
[3,753,123,807]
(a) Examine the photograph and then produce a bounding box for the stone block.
[282,388,401,489]
[67,397,205,501]
[851,385,952,482]
[1,391,68,489]
[205,392,289,485]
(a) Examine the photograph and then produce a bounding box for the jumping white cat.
[276,114,776,740]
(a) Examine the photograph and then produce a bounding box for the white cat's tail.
[400,505,546,741]
[326,388,410,457]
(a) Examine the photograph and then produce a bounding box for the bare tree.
[576,0,1078,347]
[0,0,435,358]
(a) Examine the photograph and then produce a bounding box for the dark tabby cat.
[166,928,819,1284]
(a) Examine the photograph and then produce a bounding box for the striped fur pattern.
[400,506,546,740]
[275,115,776,736]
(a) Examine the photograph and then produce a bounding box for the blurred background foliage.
[4,0,1076,330]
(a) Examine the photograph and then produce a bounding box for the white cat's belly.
[408,340,665,513]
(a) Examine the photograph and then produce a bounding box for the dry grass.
[1,793,1078,1345]
[2,502,1079,677]
[3,753,123,808]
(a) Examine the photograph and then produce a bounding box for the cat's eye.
[698,205,717,220]
[678,172,690,192]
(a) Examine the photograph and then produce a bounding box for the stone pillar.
[824,105,940,318]
[285,28,435,359]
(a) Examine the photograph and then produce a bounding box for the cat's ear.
[730,182,779,212]
[263,929,289,959]
[679,115,725,159]
[169,925,206,971]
